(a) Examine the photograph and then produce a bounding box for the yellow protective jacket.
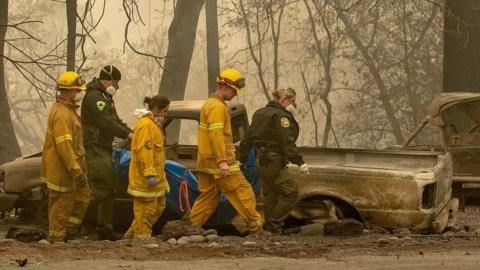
[41,97,85,192]
[128,113,169,198]
[196,95,240,177]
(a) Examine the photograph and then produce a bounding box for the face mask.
[155,116,165,125]
[105,85,117,96]
[74,91,85,102]
[286,104,297,114]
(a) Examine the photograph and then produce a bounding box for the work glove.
[147,176,157,187]
[74,173,88,187]
[299,163,310,176]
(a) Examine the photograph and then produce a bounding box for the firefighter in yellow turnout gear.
[41,71,91,243]
[189,68,263,232]
[124,96,170,240]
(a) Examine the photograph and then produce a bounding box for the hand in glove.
[147,176,157,187]
[75,173,88,187]
[299,164,309,176]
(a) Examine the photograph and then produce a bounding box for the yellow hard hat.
[57,71,87,91]
[216,68,245,92]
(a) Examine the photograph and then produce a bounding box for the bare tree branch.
[300,66,319,147]
[76,0,106,70]
[237,0,271,100]
[327,0,362,12]
[0,18,45,44]
[122,0,166,68]
[1,35,67,106]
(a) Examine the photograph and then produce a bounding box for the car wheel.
[292,197,361,224]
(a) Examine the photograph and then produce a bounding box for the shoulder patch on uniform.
[144,141,152,150]
[280,117,290,128]
[96,101,106,112]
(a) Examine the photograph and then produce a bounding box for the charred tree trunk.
[443,0,480,132]
[206,0,220,95]
[66,0,77,71]
[159,0,204,143]
[0,0,22,164]
[443,0,480,91]
[159,0,204,99]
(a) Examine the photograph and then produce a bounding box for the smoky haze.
[2,0,443,157]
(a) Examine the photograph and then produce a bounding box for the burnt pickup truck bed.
[290,148,456,233]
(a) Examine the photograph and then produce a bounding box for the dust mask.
[286,104,297,114]
[105,85,117,96]
[155,116,165,125]
[74,91,85,102]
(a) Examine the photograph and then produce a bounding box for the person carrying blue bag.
[123,95,170,240]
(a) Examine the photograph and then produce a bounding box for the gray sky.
[91,0,172,49]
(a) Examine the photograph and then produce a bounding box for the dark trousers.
[85,145,115,234]
[256,156,299,233]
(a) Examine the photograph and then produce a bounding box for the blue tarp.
[113,149,261,226]
[112,149,131,179]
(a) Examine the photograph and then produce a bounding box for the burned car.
[397,92,480,207]
[0,152,45,220]
[0,100,457,233]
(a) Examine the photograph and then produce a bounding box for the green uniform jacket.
[239,100,305,167]
[81,78,131,151]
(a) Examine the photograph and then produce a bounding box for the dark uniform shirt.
[81,78,131,151]
[239,101,305,166]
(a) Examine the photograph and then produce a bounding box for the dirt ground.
[2,206,480,269]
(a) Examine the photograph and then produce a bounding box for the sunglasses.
[218,76,246,89]
[74,75,85,86]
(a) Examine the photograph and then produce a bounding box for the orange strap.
[178,172,191,213]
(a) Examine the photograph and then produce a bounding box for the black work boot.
[65,232,79,242]
[264,223,283,235]
[97,229,121,241]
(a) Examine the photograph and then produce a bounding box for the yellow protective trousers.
[124,196,166,240]
[48,184,91,243]
[189,172,263,232]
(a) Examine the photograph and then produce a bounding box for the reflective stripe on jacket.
[127,113,169,198]
[41,97,85,192]
[196,95,239,177]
